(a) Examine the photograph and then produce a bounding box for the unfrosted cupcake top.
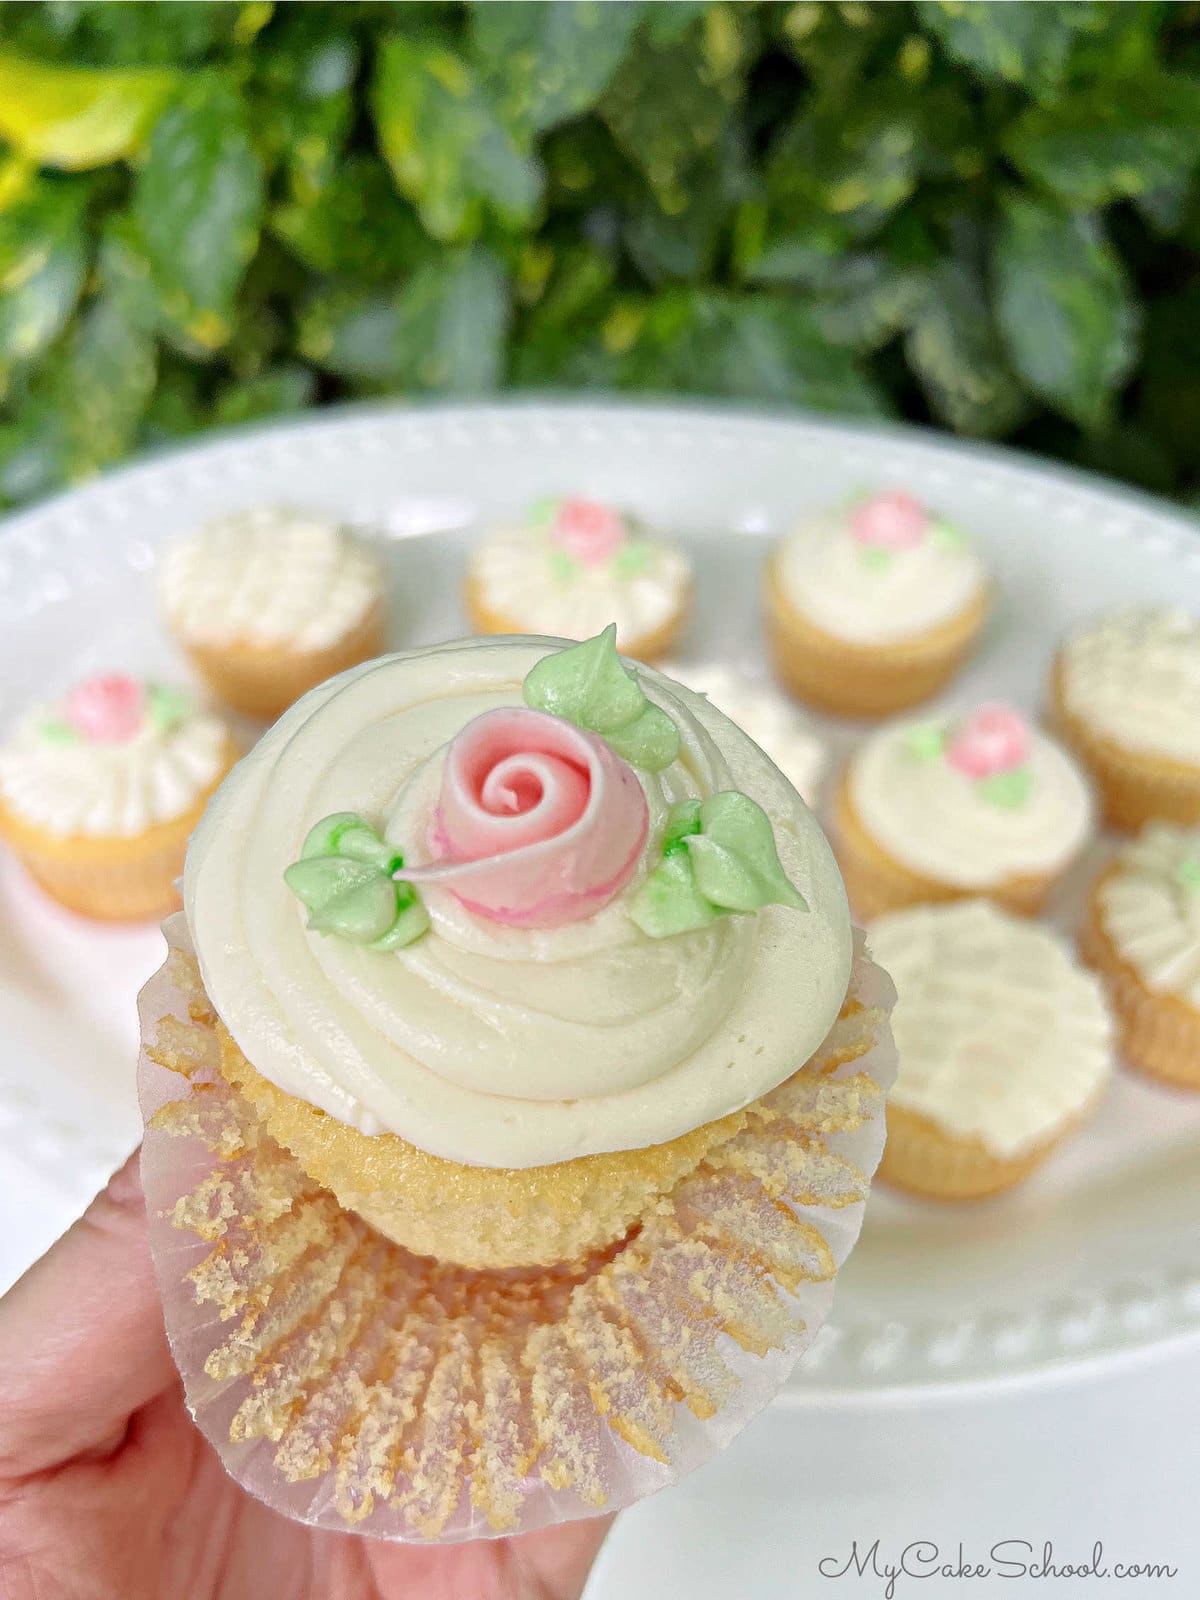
[869,901,1113,1157]
[775,489,987,645]
[848,704,1093,888]
[184,631,852,1169]
[467,497,691,650]
[659,661,827,807]
[159,505,382,652]
[1058,607,1200,765]
[0,674,228,837]
[1096,823,1200,1007]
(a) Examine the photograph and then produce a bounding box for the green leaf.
[628,849,719,940]
[523,624,681,772]
[270,154,428,282]
[977,767,1034,810]
[58,295,157,476]
[905,259,1028,437]
[915,2,1109,98]
[371,33,542,243]
[686,792,807,913]
[131,75,264,353]
[472,2,641,136]
[1006,76,1200,210]
[146,683,191,732]
[211,364,316,429]
[0,175,89,371]
[0,52,175,168]
[285,813,428,950]
[992,198,1140,431]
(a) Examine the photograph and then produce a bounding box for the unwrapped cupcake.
[465,497,692,660]
[765,489,989,717]
[138,626,896,1542]
[159,505,386,721]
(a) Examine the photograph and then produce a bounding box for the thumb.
[0,1149,176,1477]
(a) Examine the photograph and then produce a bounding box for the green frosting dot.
[977,767,1034,810]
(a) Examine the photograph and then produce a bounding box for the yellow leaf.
[0,55,175,171]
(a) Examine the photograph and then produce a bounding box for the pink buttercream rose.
[850,490,928,551]
[396,707,648,927]
[63,674,145,743]
[947,704,1029,779]
[550,498,626,566]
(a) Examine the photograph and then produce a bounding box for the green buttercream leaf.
[286,812,427,950]
[930,519,968,552]
[686,792,808,913]
[903,722,948,761]
[146,681,191,732]
[859,545,893,571]
[546,547,579,581]
[1173,856,1200,894]
[38,717,80,746]
[628,849,719,939]
[612,541,652,577]
[522,624,681,773]
[629,792,807,938]
[977,767,1034,809]
[528,495,558,530]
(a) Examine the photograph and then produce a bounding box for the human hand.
[0,1154,612,1599]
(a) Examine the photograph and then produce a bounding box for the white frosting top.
[849,712,1093,888]
[184,638,853,1170]
[869,901,1113,1156]
[1058,608,1200,765]
[468,511,690,650]
[775,499,987,644]
[659,661,827,806]
[159,505,382,651]
[1097,824,1200,1007]
[0,689,227,837]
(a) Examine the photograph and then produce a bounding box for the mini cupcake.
[836,703,1093,919]
[137,626,896,1540]
[159,505,386,721]
[659,661,828,807]
[765,488,989,717]
[1079,823,1200,1090]
[465,496,691,660]
[1052,607,1200,831]
[0,673,236,920]
[870,901,1114,1199]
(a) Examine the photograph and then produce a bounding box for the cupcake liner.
[1051,663,1200,832]
[138,916,895,1544]
[878,1104,1065,1200]
[1079,880,1200,1091]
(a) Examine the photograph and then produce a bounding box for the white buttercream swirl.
[1098,823,1200,1007]
[184,637,852,1169]
[849,714,1093,888]
[0,701,228,837]
[869,901,1114,1157]
[1059,607,1200,765]
[160,505,382,652]
[776,505,986,644]
[660,661,827,806]
[468,518,690,649]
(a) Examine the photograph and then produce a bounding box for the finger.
[0,1149,176,1477]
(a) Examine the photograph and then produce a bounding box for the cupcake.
[0,673,236,920]
[836,703,1093,919]
[159,505,386,721]
[870,901,1114,1199]
[138,626,896,1540]
[1079,823,1200,1090]
[765,488,989,717]
[1052,608,1200,831]
[465,496,691,660]
[659,660,828,807]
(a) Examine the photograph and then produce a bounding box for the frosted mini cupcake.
[138,626,896,1540]
[765,489,989,717]
[465,496,691,660]
[1080,823,1200,1090]
[1052,608,1200,830]
[159,505,386,720]
[0,673,236,919]
[870,901,1114,1198]
[660,660,828,807]
[836,704,1093,919]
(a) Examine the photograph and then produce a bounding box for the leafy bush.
[1,0,1199,508]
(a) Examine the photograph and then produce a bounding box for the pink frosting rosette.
[850,490,927,552]
[397,706,649,927]
[63,673,145,742]
[549,497,626,566]
[947,703,1029,779]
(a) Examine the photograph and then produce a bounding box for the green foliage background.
[2,0,1200,509]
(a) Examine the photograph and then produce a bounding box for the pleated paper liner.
[138,915,896,1544]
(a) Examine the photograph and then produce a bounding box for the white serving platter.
[2,399,1198,1400]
